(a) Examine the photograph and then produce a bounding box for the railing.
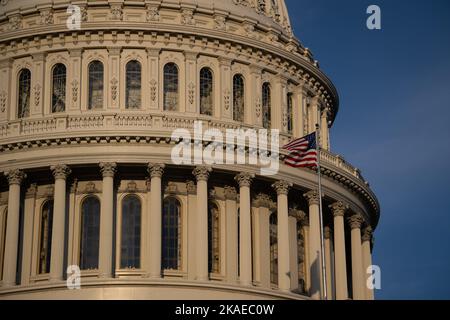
[0,113,367,185]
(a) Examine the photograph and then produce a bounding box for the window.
[88,61,104,110]
[287,92,293,134]
[162,197,181,270]
[125,60,142,109]
[120,195,142,269]
[38,200,53,274]
[262,83,271,129]
[200,68,213,116]
[0,209,6,280]
[17,69,31,118]
[233,74,245,122]
[51,64,66,113]
[80,197,100,270]
[297,221,306,293]
[163,63,179,111]
[208,202,220,274]
[270,212,278,285]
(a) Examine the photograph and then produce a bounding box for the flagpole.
[315,121,328,301]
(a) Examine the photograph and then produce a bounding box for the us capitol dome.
[0,0,380,300]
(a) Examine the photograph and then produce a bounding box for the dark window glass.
[200,68,213,116]
[39,200,54,274]
[163,63,179,111]
[208,202,220,274]
[287,92,293,133]
[233,74,245,122]
[125,60,142,109]
[88,61,104,110]
[52,64,66,113]
[17,69,31,118]
[120,195,142,269]
[80,197,100,270]
[162,197,181,270]
[262,82,271,129]
[270,212,278,285]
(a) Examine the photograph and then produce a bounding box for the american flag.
[283,132,318,168]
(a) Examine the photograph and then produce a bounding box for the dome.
[0,0,378,301]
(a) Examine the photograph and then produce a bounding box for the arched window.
[17,69,31,118]
[120,195,142,269]
[88,61,104,110]
[51,64,66,113]
[262,82,271,129]
[233,74,245,122]
[163,63,179,111]
[80,196,100,270]
[125,60,142,109]
[38,200,54,274]
[0,209,7,280]
[208,202,220,274]
[287,92,293,134]
[200,68,213,116]
[162,197,181,270]
[270,212,278,285]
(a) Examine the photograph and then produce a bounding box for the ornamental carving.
[51,164,71,180]
[186,180,197,194]
[254,193,271,208]
[303,190,320,206]
[181,8,195,25]
[8,15,22,31]
[146,4,160,22]
[214,15,226,31]
[235,172,254,188]
[272,180,292,195]
[255,97,261,118]
[84,181,99,194]
[324,226,332,239]
[150,79,157,101]
[71,79,78,103]
[224,186,237,200]
[224,89,231,110]
[148,163,165,179]
[111,78,118,101]
[193,166,212,182]
[99,162,117,178]
[34,83,41,106]
[347,214,364,230]
[0,91,6,113]
[362,226,373,242]
[329,201,348,218]
[110,4,123,21]
[4,169,26,185]
[40,9,54,25]
[188,82,195,105]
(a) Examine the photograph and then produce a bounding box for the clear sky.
[285,0,450,299]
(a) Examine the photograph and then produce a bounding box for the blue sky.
[285,0,450,299]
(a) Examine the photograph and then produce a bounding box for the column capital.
[99,162,117,178]
[186,180,197,194]
[235,172,254,188]
[347,214,364,230]
[324,226,332,239]
[148,163,165,178]
[25,183,38,199]
[224,186,237,200]
[329,201,349,218]
[288,208,306,221]
[303,190,320,206]
[362,226,373,242]
[254,193,271,208]
[51,165,71,180]
[4,169,26,185]
[193,166,212,182]
[272,180,292,196]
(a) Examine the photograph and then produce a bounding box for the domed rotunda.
[0,0,379,300]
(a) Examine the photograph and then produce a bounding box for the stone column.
[49,165,71,282]
[98,163,117,278]
[329,201,349,300]
[303,190,323,299]
[252,193,271,288]
[348,213,365,300]
[2,169,26,287]
[272,180,292,292]
[193,166,212,281]
[362,226,374,300]
[324,226,334,300]
[235,172,254,286]
[186,181,197,280]
[309,96,320,133]
[320,107,330,150]
[21,184,37,285]
[147,163,165,278]
[288,209,301,291]
[224,186,238,284]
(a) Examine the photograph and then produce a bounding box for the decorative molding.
[186,180,197,194]
[224,186,237,200]
[99,162,117,178]
[110,4,123,21]
[234,172,254,188]
[39,8,54,25]
[4,169,26,185]
[51,164,71,180]
[329,201,348,218]
[71,80,78,103]
[181,8,195,26]
[303,190,320,206]
[362,226,373,242]
[150,79,157,101]
[146,4,160,22]
[272,180,292,196]
[347,214,364,230]
[193,166,212,182]
[0,91,6,113]
[34,83,41,106]
[148,163,165,179]
[111,78,118,101]
[188,82,195,105]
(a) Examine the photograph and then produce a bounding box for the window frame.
[87,60,105,110]
[163,63,180,112]
[51,63,67,113]
[17,68,31,119]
